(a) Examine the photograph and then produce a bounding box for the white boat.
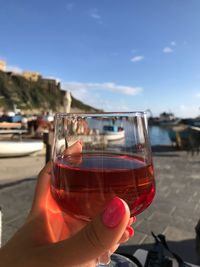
[0,140,44,157]
[102,125,125,141]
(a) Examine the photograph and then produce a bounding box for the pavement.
[0,154,45,186]
[0,148,200,264]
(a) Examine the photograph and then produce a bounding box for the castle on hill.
[0,59,59,87]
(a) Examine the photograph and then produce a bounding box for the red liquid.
[51,153,155,220]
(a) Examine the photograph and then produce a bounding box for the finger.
[116,216,136,244]
[37,197,130,266]
[63,140,82,155]
[131,216,137,224]
[29,141,83,217]
[28,162,52,218]
[118,225,134,244]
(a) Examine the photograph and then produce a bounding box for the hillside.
[0,71,99,113]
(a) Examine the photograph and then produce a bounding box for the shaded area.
[117,239,199,265]
[152,145,178,153]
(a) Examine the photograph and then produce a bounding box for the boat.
[0,140,44,157]
[102,125,125,141]
[168,125,189,147]
[159,118,181,127]
[168,124,200,151]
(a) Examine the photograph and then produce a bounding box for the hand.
[0,150,135,267]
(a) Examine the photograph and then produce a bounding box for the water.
[149,126,171,146]
[87,118,171,146]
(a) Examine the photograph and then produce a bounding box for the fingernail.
[127,226,134,237]
[132,216,136,224]
[102,197,126,228]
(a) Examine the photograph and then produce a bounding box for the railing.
[0,122,28,138]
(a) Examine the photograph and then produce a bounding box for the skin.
[0,142,135,267]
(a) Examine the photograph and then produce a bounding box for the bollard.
[43,131,54,163]
[196,219,200,262]
[0,207,2,248]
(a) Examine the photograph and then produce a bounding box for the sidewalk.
[0,154,45,186]
[0,149,200,264]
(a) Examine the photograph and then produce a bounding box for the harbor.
[1,2,200,265]
[0,142,200,264]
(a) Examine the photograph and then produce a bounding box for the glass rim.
[55,111,147,118]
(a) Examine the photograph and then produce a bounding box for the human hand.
[0,144,135,267]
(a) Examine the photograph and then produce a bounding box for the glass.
[51,112,155,266]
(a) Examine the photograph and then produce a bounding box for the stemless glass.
[51,112,155,266]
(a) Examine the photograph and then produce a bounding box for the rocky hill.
[0,70,99,113]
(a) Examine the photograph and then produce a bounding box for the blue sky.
[1,0,200,117]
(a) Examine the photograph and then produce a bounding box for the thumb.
[41,197,130,266]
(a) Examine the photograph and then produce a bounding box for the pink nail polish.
[127,226,134,237]
[102,197,126,228]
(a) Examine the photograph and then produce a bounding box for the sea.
[88,118,171,146]
[149,126,171,146]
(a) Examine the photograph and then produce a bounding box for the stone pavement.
[0,154,45,185]
[0,149,200,264]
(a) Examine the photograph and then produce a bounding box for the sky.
[0,0,200,118]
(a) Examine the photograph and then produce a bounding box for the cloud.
[46,76,61,83]
[176,105,199,118]
[62,82,142,111]
[6,65,23,73]
[170,41,176,46]
[95,99,132,112]
[90,8,101,20]
[62,81,143,96]
[130,55,144,62]
[163,47,173,53]
[196,93,200,97]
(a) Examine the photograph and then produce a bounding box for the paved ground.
[0,148,200,264]
[0,154,45,185]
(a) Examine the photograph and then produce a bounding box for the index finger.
[28,161,52,218]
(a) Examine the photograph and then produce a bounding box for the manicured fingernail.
[132,216,136,224]
[127,226,134,237]
[102,197,126,228]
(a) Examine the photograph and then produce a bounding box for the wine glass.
[51,112,155,266]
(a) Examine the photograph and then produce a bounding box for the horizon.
[1,0,200,118]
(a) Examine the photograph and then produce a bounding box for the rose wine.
[51,153,155,220]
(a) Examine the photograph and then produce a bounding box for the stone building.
[22,71,41,81]
[0,60,6,71]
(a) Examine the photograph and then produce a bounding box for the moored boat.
[102,125,125,141]
[168,124,200,150]
[0,140,44,157]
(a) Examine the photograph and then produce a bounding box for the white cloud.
[163,47,174,53]
[62,81,143,111]
[46,76,61,83]
[90,8,101,20]
[130,55,144,62]
[6,65,23,73]
[175,105,199,118]
[196,92,200,97]
[171,103,200,118]
[62,81,142,96]
[98,99,132,112]
[170,41,176,46]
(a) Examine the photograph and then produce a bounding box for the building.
[0,60,6,71]
[41,78,58,87]
[22,71,41,81]
[40,78,60,91]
